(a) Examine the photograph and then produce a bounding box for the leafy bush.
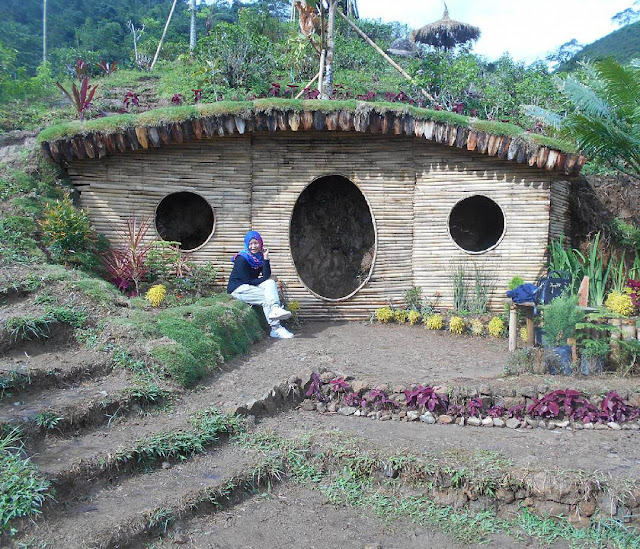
[146,284,168,307]
[0,215,42,264]
[404,386,448,413]
[407,310,421,325]
[394,309,408,323]
[449,316,465,334]
[488,317,505,338]
[39,198,96,266]
[605,291,634,316]
[470,318,484,336]
[425,314,444,330]
[542,294,584,347]
[507,276,525,290]
[375,306,393,323]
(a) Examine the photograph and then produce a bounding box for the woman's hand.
[262,247,270,260]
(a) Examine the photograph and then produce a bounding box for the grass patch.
[471,119,525,138]
[0,216,43,264]
[70,277,121,306]
[0,428,52,533]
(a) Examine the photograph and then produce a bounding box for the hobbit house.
[38,100,585,319]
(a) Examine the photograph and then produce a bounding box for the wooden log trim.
[40,109,586,174]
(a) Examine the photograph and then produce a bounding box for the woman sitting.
[227,230,294,339]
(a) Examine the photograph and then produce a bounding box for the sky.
[356,0,635,63]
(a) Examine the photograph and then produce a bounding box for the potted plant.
[542,294,585,374]
[579,338,610,375]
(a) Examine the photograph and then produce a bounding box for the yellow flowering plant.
[605,291,634,317]
[394,309,409,323]
[470,318,484,336]
[146,284,167,307]
[408,310,421,325]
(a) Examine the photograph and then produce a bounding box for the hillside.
[561,20,640,71]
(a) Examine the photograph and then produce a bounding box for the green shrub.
[38,198,96,266]
[151,344,208,388]
[542,295,584,347]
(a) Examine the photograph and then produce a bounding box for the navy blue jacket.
[227,256,271,294]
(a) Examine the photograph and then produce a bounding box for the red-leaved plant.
[102,216,152,295]
[365,389,397,410]
[55,77,98,121]
[329,377,351,393]
[467,397,485,418]
[629,279,640,310]
[97,60,118,75]
[305,372,323,401]
[527,389,587,420]
[404,385,448,413]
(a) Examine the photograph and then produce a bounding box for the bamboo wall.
[67,132,572,320]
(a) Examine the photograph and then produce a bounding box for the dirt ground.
[149,483,571,549]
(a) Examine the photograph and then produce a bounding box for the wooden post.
[525,306,535,346]
[318,49,326,96]
[337,10,435,102]
[509,303,518,352]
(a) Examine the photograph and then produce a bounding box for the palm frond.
[561,77,611,119]
[521,105,563,129]
[595,59,640,116]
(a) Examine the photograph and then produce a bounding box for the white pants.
[231,278,282,327]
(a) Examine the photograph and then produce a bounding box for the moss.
[151,344,207,388]
[302,99,357,113]
[37,98,577,155]
[253,98,304,114]
[526,133,578,154]
[471,120,524,138]
[71,277,121,305]
[137,106,199,125]
[195,101,253,117]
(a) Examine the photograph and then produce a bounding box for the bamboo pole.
[337,10,434,102]
[295,72,320,99]
[151,0,178,70]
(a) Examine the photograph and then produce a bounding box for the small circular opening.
[448,195,505,253]
[155,192,215,251]
[290,175,376,300]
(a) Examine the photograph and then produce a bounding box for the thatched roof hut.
[411,7,481,50]
[38,99,584,319]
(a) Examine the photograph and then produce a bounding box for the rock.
[468,496,497,513]
[506,418,521,429]
[407,411,420,421]
[481,417,493,427]
[628,393,640,408]
[478,384,492,396]
[496,488,515,503]
[351,380,370,394]
[493,418,505,427]
[420,412,436,424]
[556,420,570,428]
[567,515,591,529]
[547,421,557,430]
[398,410,407,418]
[526,419,539,428]
[374,383,389,393]
[594,423,608,430]
[438,414,454,425]
[354,409,361,416]
[316,403,327,413]
[520,386,537,398]
[246,398,264,415]
[287,374,301,386]
[367,412,376,418]
[301,399,316,412]
[631,423,640,431]
[327,402,337,413]
[338,406,356,416]
[457,417,465,426]
[432,490,467,509]
[608,422,622,430]
[597,494,618,516]
[579,500,597,517]
[434,385,449,395]
[363,544,382,549]
[584,422,594,429]
[320,371,336,383]
[380,414,391,421]
[535,501,570,517]
[391,393,407,404]
[375,411,383,420]
[392,384,407,393]
[467,417,481,427]
[161,461,171,469]
[573,422,584,430]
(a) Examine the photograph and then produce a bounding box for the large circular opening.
[155,192,215,251]
[448,195,505,253]
[290,175,376,300]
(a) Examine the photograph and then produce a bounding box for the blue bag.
[536,270,571,305]
[506,283,539,304]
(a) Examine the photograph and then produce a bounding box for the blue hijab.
[233,230,264,269]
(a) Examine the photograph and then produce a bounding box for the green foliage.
[557,60,640,180]
[34,411,64,430]
[403,286,422,311]
[542,294,585,347]
[0,428,52,530]
[507,276,525,290]
[38,197,97,266]
[0,215,42,264]
[609,218,640,250]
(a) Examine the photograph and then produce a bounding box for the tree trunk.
[322,0,337,99]
[189,0,197,53]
